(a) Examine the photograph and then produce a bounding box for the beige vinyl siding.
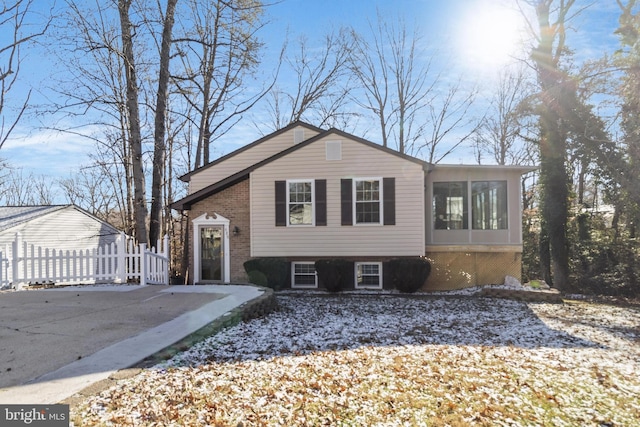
[189,126,321,193]
[0,206,120,251]
[250,136,425,257]
[426,166,528,246]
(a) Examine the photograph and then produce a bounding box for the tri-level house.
[171,121,534,290]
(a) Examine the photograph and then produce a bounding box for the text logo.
[0,405,69,426]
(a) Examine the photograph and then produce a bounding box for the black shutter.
[315,179,327,226]
[383,177,395,225]
[341,178,353,225]
[275,180,286,226]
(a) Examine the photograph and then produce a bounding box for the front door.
[200,226,224,281]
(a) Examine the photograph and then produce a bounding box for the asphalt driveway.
[0,284,263,404]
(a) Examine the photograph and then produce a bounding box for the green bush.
[243,258,289,290]
[387,257,431,293]
[315,259,353,292]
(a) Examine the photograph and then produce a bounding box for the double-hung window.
[355,262,383,289]
[276,179,326,227]
[288,180,314,225]
[291,262,318,288]
[354,178,382,224]
[340,177,395,226]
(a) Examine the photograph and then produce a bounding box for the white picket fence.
[0,232,169,289]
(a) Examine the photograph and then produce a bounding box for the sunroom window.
[433,182,468,230]
[472,181,508,230]
[433,180,508,230]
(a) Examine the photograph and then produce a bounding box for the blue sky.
[0,0,625,189]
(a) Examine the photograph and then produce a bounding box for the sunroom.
[424,164,535,290]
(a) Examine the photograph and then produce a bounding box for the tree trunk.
[149,0,178,246]
[541,154,570,288]
[530,0,573,291]
[538,216,553,285]
[118,0,147,244]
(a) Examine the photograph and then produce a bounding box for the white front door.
[200,225,224,282]
[193,213,231,283]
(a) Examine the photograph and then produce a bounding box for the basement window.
[355,262,382,289]
[291,262,317,288]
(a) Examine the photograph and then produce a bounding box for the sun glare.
[457,2,525,72]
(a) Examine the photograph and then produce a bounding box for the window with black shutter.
[276,179,326,226]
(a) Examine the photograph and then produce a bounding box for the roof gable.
[179,121,324,182]
[0,205,121,235]
[0,205,67,233]
[172,127,431,210]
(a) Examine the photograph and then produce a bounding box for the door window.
[200,226,223,281]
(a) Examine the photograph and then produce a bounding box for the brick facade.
[188,179,251,284]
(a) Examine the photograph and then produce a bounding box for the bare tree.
[50,0,273,254]
[418,80,482,164]
[149,0,178,246]
[474,65,535,165]
[174,0,273,169]
[58,164,122,224]
[265,29,355,131]
[0,0,50,150]
[350,13,436,154]
[50,0,139,234]
[118,0,148,243]
[0,166,55,205]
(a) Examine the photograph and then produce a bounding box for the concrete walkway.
[0,284,263,404]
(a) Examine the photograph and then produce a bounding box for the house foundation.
[423,248,522,290]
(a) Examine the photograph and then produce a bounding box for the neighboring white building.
[0,205,121,251]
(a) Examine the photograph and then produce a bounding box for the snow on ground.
[74,294,640,426]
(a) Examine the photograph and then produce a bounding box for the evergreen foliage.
[244,258,289,290]
[314,259,353,292]
[386,257,431,293]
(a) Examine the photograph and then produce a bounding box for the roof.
[431,164,537,174]
[179,121,325,182]
[0,204,121,235]
[172,126,432,211]
[0,205,68,233]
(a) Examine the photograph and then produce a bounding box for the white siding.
[189,126,321,193]
[0,206,120,252]
[250,136,425,257]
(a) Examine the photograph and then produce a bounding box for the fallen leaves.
[72,295,640,426]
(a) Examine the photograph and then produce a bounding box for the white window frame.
[192,212,230,283]
[291,262,318,289]
[287,179,315,226]
[353,177,383,225]
[355,262,383,289]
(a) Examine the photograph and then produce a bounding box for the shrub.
[243,258,289,290]
[315,259,353,292]
[387,257,431,293]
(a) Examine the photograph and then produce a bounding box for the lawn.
[73,294,640,426]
